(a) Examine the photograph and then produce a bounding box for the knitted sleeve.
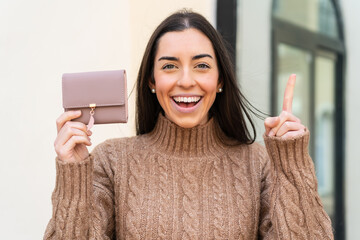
[43,140,118,240]
[258,130,334,239]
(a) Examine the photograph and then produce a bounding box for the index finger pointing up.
[282,74,296,113]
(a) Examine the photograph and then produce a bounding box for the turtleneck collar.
[145,114,231,157]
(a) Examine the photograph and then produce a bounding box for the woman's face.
[151,28,222,128]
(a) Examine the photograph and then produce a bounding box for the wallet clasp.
[89,103,96,116]
[87,103,96,130]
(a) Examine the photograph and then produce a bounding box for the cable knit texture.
[44,114,333,239]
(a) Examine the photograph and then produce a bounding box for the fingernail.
[269,130,274,137]
[87,130,92,136]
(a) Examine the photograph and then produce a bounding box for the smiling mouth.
[172,96,202,108]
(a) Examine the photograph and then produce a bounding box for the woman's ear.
[149,77,156,93]
[149,81,155,91]
[149,73,156,89]
[217,80,224,93]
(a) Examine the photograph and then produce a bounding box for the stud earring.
[151,88,156,93]
[218,88,223,93]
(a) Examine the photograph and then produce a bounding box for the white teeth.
[173,96,201,103]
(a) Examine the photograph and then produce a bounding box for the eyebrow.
[158,56,179,61]
[157,54,213,62]
[192,54,213,60]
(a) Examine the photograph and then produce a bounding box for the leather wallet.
[62,70,128,126]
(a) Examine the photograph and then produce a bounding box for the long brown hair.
[136,9,260,144]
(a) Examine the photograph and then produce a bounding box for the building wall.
[341,0,360,239]
[237,0,360,239]
[236,0,272,142]
[0,1,215,239]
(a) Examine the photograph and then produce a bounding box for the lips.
[171,95,203,113]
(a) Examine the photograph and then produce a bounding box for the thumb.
[264,117,280,135]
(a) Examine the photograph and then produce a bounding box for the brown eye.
[196,63,210,69]
[162,64,177,70]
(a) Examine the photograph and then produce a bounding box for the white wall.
[341,0,360,239]
[0,1,132,239]
[237,0,272,142]
[0,0,215,239]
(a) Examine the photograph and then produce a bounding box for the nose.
[177,68,196,88]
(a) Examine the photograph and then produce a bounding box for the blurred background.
[0,0,358,239]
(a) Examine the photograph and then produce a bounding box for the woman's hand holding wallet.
[54,110,92,163]
[55,69,128,163]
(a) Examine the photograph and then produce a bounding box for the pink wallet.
[62,70,128,128]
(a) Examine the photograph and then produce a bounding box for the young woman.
[44,10,333,239]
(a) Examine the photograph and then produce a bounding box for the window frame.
[271,0,346,238]
[217,0,346,238]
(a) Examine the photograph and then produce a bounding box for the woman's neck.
[144,114,234,158]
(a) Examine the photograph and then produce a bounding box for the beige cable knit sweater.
[44,114,333,239]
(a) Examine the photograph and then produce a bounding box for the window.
[273,0,339,38]
[272,0,345,238]
[217,0,346,238]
